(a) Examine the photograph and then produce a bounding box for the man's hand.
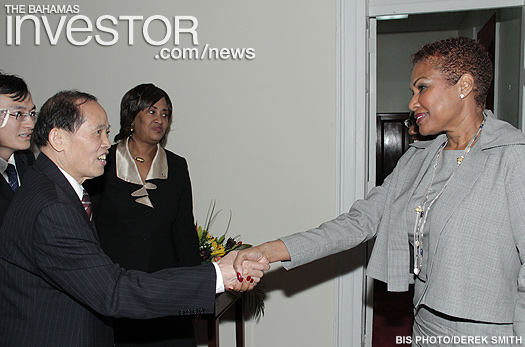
[233,240,290,283]
[217,251,270,292]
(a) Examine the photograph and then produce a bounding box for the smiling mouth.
[97,154,107,161]
[415,113,426,124]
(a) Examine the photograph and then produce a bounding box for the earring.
[460,94,465,99]
[131,123,135,132]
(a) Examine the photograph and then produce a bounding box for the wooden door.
[376,113,411,185]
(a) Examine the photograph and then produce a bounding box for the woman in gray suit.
[234,37,525,345]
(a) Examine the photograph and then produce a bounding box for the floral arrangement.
[196,201,265,322]
[197,202,251,264]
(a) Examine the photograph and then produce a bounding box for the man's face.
[0,93,36,160]
[60,100,111,184]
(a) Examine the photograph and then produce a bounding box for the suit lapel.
[14,152,30,178]
[404,135,448,207]
[0,175,14,197]
[0,153,28,202]
[425,141,488,274]
[382,136,445,288]
[423,115,511,273]
[37,154,98,237]
[0,153,30,224]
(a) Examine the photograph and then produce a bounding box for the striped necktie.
[81,189,93,223]
[5,164,19,192]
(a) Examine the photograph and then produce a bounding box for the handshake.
[216,240,289,292]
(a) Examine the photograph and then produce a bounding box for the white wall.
[369,0,524,16]
[377,30,458,113]
[497,7,522,127]
[1,1,338,346]
[460,8,523,127]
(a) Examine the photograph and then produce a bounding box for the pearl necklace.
[413,118,485,276]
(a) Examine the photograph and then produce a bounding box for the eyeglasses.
[0,109,37,128]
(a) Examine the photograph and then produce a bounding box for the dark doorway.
[373,113,414,346]
[477,14,496,111]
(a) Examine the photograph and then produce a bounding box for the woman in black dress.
[87,83,200,347]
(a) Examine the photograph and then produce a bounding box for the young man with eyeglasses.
[0,72,36,225]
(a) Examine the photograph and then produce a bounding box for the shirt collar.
[115,138,168,208]
[116,137,168,184]
[59,167,84,201]
[0,154,15,173]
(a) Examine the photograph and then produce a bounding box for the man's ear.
[48,128,68,152]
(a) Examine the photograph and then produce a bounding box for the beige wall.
[377,30,458,113]
[1,0,338,346]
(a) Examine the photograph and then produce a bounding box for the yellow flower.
[211,244,225,257]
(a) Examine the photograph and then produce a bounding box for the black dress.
[86,140,200,347]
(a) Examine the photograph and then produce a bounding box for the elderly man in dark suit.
[0,90,267,347]
[0,73,36,225]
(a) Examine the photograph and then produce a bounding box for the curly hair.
[411,37,493,107]
[114,83,173,147]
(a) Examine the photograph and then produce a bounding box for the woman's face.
[132,97,170,145]
[409,61,463,136]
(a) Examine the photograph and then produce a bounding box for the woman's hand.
[233,240,291,285]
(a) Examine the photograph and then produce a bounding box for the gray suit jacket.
[0,153,216,346]
[281,111,525,333]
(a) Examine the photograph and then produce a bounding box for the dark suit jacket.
[0,153,216,347]
[0,150,34,226]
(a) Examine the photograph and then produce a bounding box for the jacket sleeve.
[280,173,392,270]
[170,158,201,267]
[505,146,525,337]
[33,201,216,319]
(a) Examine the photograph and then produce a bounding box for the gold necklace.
[128,139,147,163]
[413,117,485,276]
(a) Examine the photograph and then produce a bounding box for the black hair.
[0,72,31,101]
[33,90,97,148]
[114,83,173,146]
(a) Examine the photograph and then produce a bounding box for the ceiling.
[377,10,486,34]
